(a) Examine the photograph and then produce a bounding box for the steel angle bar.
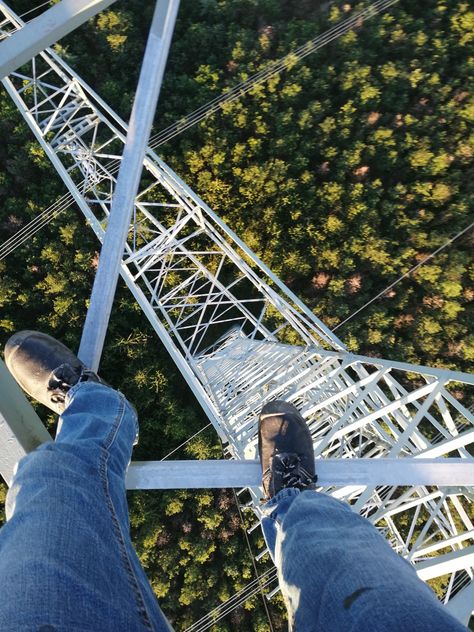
[452,496,474,531]
[0,359,52,486]
[78,0,180,371]
[445,580,474,625]
[415,546,474,581]
[387,386,442,457]
[314,348,474,386]
[0,0,117,79]
[415,429,474,459]
[325,381,439,444]
[371,489,443,522]
[126,458,474,490]
[117,265,227,439]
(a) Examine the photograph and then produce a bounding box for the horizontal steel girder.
[126,458,474,489]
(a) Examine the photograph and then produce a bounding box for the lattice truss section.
[1,4,473,604]
[0,5,344,421]
[197,333,474,601]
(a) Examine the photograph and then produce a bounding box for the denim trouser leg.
[261,489,467,632]
[0,382,173,632]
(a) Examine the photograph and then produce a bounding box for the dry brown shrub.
[394,114,404,127]
[422,295,444,309]
[91,251,100,270]
[353,165,370,179]
[345,273,362,294]
[414,252,429,263]
[312,272,331,289]
[157,531,171,546]
[367,111,380,125]
[447,342,463,357]
[394,314,414,328]
[454,91,469,103]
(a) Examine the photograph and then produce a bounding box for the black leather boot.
[258,400,317,501]
[4,330,103,414]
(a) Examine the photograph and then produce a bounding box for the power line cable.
[184,568,278,632]
[0,0,399,259]
[189,572,277,632]
[19,1,53,19]
[219,433,275,632]
[0,194,70,260]
[332,221,474,332]
[189,571,278,632]
[160,431,276,628]
[148,0,398,150]
[230,485,275,632]
[160,422,212,461]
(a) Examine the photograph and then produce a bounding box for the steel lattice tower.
[0,0,473,622]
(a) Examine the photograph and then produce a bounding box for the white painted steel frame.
[78,0,180,370]
[0,1,473,610]
[0,0,117,78]
[126,459,474,489]
[0,359,52,485]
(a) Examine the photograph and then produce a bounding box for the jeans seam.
[99,394,155,632]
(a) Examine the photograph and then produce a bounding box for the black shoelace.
[274,453,315,488]
[262,452,317,500]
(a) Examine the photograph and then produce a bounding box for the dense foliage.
[0,0,473,629]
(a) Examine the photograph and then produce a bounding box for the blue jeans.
[0,383,467,631]
[261,488,467,631]
[0,382,172,632]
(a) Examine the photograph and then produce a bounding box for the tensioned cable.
[159,422,212,461]
[230,485,275,632]
[0,191,74,260]
[187,572,278,632]
[184,567,278,632]
[18,0,53,19]
[190,571,278,632]
[219,433,275,632]
[332,221,474,332]
[160,431,276,629]
[184,570,275,632]
[186,572,277,632]
[0,0,399,259]
[148,0,399,149]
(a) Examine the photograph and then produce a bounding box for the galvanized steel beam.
[78,0,180,370]
[0,0,117,79]
[126,458,474,490]
[0,359,52,486]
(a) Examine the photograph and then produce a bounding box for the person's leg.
[262,489,467,631]
[0,332,172,632]
[258,400,467,632]
[0,382,172,632]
